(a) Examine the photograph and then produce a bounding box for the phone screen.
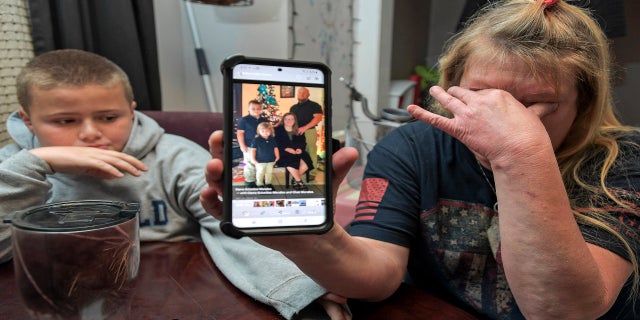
[221,56,332,236]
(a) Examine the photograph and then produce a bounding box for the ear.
[18,108,35,133]
[130,101,137,120]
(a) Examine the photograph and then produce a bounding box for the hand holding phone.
[220,55,332,237]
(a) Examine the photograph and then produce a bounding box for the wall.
[153,0,358,133]
[154,0,288,113]
[238,84,323,116]
[0,0,33,147]
[611,0,640,126]
[427,0,466,67]
[390,0,430,79]
[155,0,640,136]
[347,0,393,147]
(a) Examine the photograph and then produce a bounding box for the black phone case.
[220,54,333,237]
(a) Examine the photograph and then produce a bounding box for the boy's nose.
[78,120,102,141]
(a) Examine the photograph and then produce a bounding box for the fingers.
[317,301,352,320]
[208,130,223,158]
[429,86,470,113]
[200,186,223,218]
[80,151,147,179]
[201,158,224,218]
[331,147,358,193]
[100,151,148,177]
[31,147,148,179]
[204,158,224,186]
[406,104,454,136]
[317,294,353,320]
[322,292,348,304]
[407,87,464,131]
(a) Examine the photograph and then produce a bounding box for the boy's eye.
[100,115,119,122]
[54,119,76,125]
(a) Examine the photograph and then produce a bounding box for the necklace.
[476,159,499,211]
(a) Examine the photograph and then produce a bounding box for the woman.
[202,0,640,318]
[275,112,313,190]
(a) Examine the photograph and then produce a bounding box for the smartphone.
[220,55,332,237]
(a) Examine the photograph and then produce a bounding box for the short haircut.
[256,121,274,137]
[16,49,133,112]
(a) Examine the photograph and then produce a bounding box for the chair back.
[141,111,223,150]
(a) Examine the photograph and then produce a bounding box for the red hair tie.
[543,0,559,5]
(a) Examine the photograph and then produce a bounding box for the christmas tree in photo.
[256,84,281,124]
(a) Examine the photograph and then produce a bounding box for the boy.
[0,50,327,319]
[251,122,279,189]
[236,99,268,187]
[0,49,203,258]
[0,50,324,317]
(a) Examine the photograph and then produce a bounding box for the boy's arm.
[199,217,328,320]
[0,147,147,263]
[159,137,327,319]
[237,130,247,152]
[0,150,54,263]
[29,146,147,179]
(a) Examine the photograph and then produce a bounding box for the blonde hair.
[256,122,275,138]
[16,49,133,112]
[436,0,639,299]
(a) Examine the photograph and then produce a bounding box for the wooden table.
[0,241,477,319]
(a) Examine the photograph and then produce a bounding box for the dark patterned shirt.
[348,121,640,319]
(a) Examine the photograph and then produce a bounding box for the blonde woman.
[203,0,640,318]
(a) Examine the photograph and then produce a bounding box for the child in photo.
[236,100,268,187]
[251,122,279,189]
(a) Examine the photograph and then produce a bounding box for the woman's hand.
[317,293,352,320]
[409,86,556,165]
[201,131,224,219]
[200,130,358,221]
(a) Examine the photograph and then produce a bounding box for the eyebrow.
[466,84,557,99]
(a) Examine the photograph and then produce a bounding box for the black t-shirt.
[251,136,278,163]
[237,115,268,148]
[290,100,322,128]
[348,121,640,319]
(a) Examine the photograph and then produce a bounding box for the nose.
[78,120,102,141]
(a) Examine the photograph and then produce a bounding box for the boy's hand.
[30,146,148,179]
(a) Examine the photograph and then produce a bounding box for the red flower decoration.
[542,0,559,5]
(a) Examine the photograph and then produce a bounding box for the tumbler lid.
[11,200,139,232]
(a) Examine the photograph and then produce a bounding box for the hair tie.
[542,0,559,6]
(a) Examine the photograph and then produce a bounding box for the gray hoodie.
[0,110,325,319]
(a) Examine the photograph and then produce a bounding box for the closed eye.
[53,118,76,125]
[99,115,119,122]
[522,101,556,108]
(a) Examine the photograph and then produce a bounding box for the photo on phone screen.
[221,56,332,236]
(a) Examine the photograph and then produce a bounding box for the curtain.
[27,0,161,110]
